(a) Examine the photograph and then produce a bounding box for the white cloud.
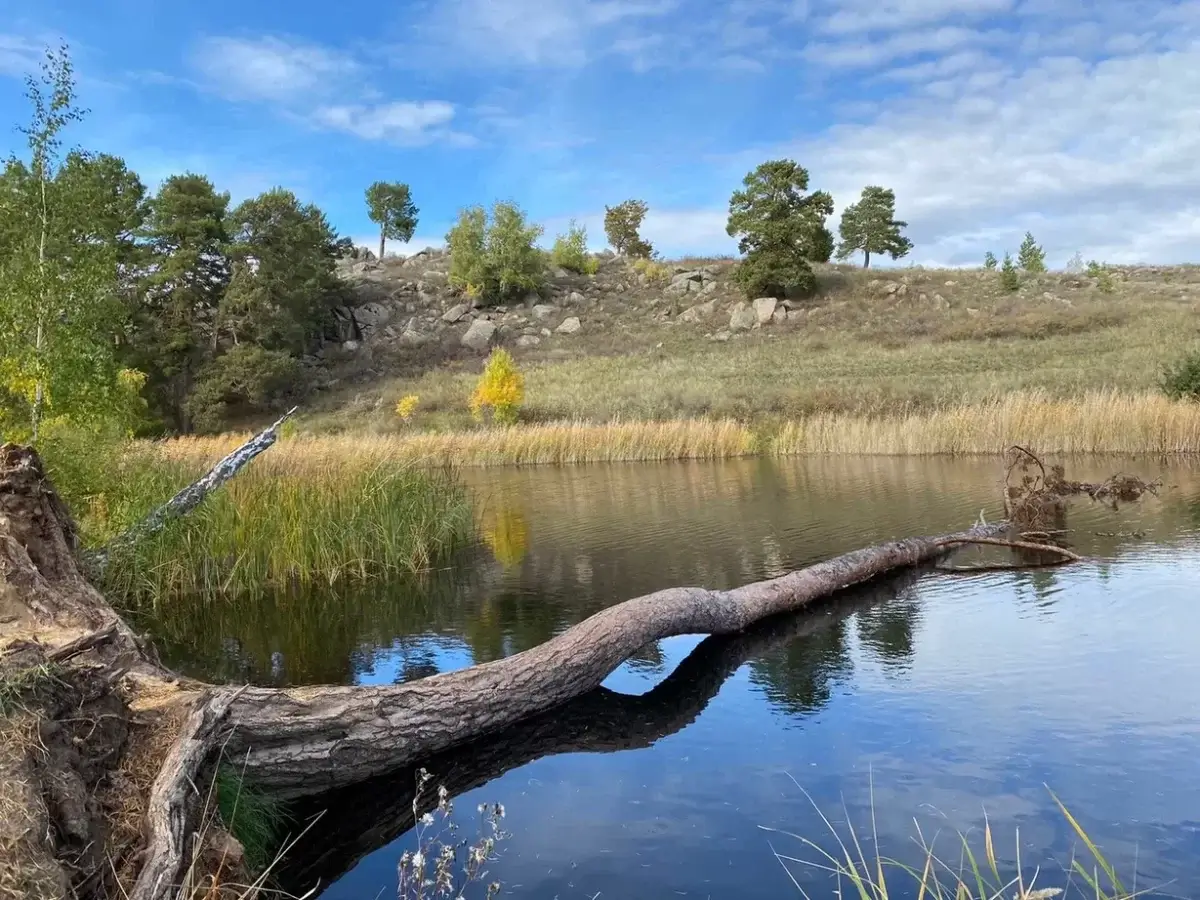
[188,35,467,146]
[814,0,1015,35]
[645,1,1200,267]
[191,35,360,103]
[310,101,465,145]
[803,25,992,68]
[0,34,43,77]
[405,0,679,69]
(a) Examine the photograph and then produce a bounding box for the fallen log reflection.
[277,568,925,894]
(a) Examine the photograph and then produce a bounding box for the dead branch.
[934,536,1083,562]
[86,407,298,575]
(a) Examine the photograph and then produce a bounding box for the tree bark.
[863,249,871,268]
[378,228,385,262]
[0,441,1022,900]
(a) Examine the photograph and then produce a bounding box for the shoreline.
[154,390,1200,469]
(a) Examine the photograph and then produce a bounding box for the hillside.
[307,252,1200,430]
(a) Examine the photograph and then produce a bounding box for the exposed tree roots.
[0,438,1153,900]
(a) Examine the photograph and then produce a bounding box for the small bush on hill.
[632,256,671,284]
[1161,350,1200,401]
[999,252,1020,292]
[470,348,524,425]
[983,251,998,270]
[447,201,546,305]
[1086,259,1115,293]
[550,220,599,275]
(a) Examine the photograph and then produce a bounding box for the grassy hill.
[308,256,1200,434]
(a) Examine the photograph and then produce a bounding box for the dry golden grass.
[155,419,758,469]
[157,391,1199,471]
[774,390,1200,455]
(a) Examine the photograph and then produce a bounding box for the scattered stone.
[771,306,788,325]
[710,330,732,342]
[442,303,470,323]
[883,282,901,296]
[342,340,360,351]
[753,297,778,324]
[679,298,718,323]
[555,316,582,335]
[729,302,758,331]
[566,291,586,306]
[541,327,552,337]
[461,319,498,350]
[531,304,557,321]
[516,334,542,348]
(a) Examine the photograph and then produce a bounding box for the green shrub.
[734,248,817,299]
[631,256,671,284]
[446,201,546,305]
[186,345,305,434]
[999,252,1020,292]
[1086,259,1115,293]
[550,220,598,275]
[1161,350,1200,401]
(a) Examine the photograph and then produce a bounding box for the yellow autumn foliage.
[469,349,524,426]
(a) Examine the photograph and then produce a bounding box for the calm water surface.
[148,456,1200,899]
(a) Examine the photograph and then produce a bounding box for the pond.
[145,456,1200,898]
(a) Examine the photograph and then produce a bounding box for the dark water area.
[145,456,1200,898]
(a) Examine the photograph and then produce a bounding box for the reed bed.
[103,461,473,601]
[772,390,1200,456]
[39,432,474,601]
[155,418,758,470]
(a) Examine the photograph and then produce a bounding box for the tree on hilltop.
[835,185,912,268]
[604,199,654,258]
[1017,231,1046,273]
[365,180,419,260]
[725,158,834,299]
[446,200,545,305]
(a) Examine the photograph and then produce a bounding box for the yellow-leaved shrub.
[469,349,524,426]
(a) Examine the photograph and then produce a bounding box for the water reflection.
[131,456,1200,899]
[143,457,1200,691]
[276,572,917,894]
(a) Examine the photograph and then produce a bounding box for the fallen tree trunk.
[213,519,1007,799]
[0,441,1053,900]
[279,572,919,893]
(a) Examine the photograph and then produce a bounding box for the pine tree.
[1017,231,1046,273]
[835,186,913,268]
[999,252,1020,292]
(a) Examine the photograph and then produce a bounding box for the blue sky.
[2,0,1199,266]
